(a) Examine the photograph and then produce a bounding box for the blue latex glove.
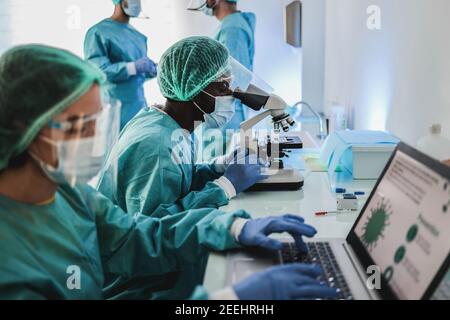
[238,214,316,253]
[211,147,249,173]
[135,57,157,77]
[146,61,157,78]
[223,154,268,193]
[234,264,339,300]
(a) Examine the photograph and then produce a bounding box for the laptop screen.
[349,144,450,299]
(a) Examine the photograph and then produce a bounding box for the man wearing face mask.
[84,0,157,129]
[97,36,266,221]
[96,36,267,299]
[188,0,256,152]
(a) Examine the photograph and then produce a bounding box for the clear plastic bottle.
[328,101,347,133]
[417,124,450,161]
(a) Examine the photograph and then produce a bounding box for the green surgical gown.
[84,18,154,129]
[0,184,249,299]
[96,107,231,299]
[97,107,229,216]
[215,12,256,72]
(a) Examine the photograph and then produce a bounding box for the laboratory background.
[1,0,449,145]
[0,0,449,303]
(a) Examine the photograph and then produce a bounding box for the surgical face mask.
[30,100,121,186]
[30,136,107,186]
[194,91,236,128]
[200,5,214,16]
[190,0,216,16]
[122,0,142,17]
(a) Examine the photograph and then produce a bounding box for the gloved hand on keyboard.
[238,214,316,253]
[233,263,339,300]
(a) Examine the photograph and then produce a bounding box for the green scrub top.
[97,106,229,216]
[84,18,154,129]
[0,184,249,299]
[215,12,256,71]
[95,107,232,299]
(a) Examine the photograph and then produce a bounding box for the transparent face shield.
[226,57,295,132]
[227,57,274,105]
[187,0,211,11]
[222,58,296,172]
[40,98,121,187]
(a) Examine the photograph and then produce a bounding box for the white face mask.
[30,136,106,186]
[200,5,214,16]
[194,91,236,128]
[122,0,142,18]
[197,0,217,16]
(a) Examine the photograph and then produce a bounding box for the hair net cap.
[112,0,121,4]
[0,44,106,170]
[157,36,230,102]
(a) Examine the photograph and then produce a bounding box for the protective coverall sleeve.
[191,164,222,191]
[216,27,252,70]
[119,152,184,215]
[177,181,229,211]
[84,30,134,83]
[120,150,226,215]
[82,185,250,279]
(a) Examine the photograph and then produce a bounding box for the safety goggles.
[206,76,234,96]
[34,99,121,187]
[45,98,121,171]
[212,76,233,86]
[47,99,121,140]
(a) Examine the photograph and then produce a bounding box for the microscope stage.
[246,168,304,192]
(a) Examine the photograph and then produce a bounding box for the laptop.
[225,142,450,300]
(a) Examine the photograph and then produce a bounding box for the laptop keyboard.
[281,242,353,300]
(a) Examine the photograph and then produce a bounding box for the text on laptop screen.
[354,150,450,299]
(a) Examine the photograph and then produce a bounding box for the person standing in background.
[188,0,256,160]
[84,0,157,129]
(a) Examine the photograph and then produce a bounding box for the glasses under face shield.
[37,99,121,187]
[210,75,234,91]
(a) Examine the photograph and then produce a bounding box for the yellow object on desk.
[303,154,342,172]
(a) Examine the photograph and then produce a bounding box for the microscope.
[233,85,304,191]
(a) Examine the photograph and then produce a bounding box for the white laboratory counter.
[202,134,378,292]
